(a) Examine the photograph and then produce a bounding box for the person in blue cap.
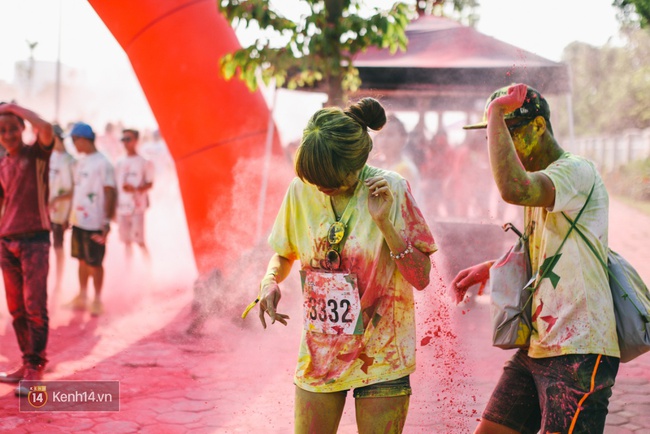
[0,102,54,397]
[65,122,116,317]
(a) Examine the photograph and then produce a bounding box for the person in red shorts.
[0,102,54,397]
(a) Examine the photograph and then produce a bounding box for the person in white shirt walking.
[115,128,154,258]
[48,124,75,298]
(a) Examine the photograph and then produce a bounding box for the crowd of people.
[0,81,623,434]
[367,112,514,224]
[0,102,159,396]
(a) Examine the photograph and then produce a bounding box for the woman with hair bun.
[246,97,437,433]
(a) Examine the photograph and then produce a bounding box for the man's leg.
[538,354,619,434]
[13,239,49,397]
[479,350,541,434]
[54,246,64,290]
[89,264,104,301]
[0,240,29,381]
[123,241,133,260]
[118,215,133,259]
[21,239,50,369]
[474,419,521,434]
[134,213,149,258]
[87,264,104,316]
[51,223,66,295]
[67,227,88,310]
[138,241,149,258]
[76,260,90,303]
[84,232,106,316]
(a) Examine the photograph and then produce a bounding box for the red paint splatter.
[421,336,433,346]
[532,299,544,321]
[540,315,558,332]
[358,353,375,374]
[336,351,358,363]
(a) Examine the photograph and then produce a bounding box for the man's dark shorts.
[51,223,66,249]
[483,349,619,434]
[71,226,106,267]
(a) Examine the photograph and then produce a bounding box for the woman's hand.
[449,261,493,304]
[258,277,289,328]
[365,176,393,223]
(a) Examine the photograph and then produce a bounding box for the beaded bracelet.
[390,242,413,260]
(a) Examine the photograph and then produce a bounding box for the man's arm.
[89,186,116,246]
[139,160,155,192]
[104,186,116,224]
[486,84,555,208]
[450,260,495,304]
[137,181,153,192]
[0,103,53,147]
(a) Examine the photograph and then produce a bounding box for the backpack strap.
[530,182,595,292]
[562,203,648,320]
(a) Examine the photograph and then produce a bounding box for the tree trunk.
[324,0,346,107]
[326,74,345,107]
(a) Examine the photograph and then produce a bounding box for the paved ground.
[0,189,649,433]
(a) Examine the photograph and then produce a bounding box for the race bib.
[300,270,363,335]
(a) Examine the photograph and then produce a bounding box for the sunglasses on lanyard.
[323,221,345,270]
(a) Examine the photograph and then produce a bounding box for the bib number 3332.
[300,270,364,335]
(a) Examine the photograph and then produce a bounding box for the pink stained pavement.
[0,197,649,433]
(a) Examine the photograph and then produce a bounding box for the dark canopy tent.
[350,14,571,114]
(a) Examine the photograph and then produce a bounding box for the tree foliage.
[613,0,650,28]
[218,0,412,105]
[549,2,650,137]
[416,0,479,26]
[558,28,650,136]
[217,0,478,105]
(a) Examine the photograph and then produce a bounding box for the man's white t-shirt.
[70,152,116,231]
[49,150,76,224]
[527,152,619,359]
[115,154,154,216]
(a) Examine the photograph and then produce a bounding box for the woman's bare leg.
[295,386,346,434]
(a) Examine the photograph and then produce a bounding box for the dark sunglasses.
[506,118,531,133]
[120,137,134,142]
[322,221,345,270]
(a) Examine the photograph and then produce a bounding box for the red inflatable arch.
[88,0,284,274]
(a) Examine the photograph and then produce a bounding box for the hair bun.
[345,97,386,132]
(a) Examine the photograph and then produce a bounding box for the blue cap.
[70,122,95,140]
